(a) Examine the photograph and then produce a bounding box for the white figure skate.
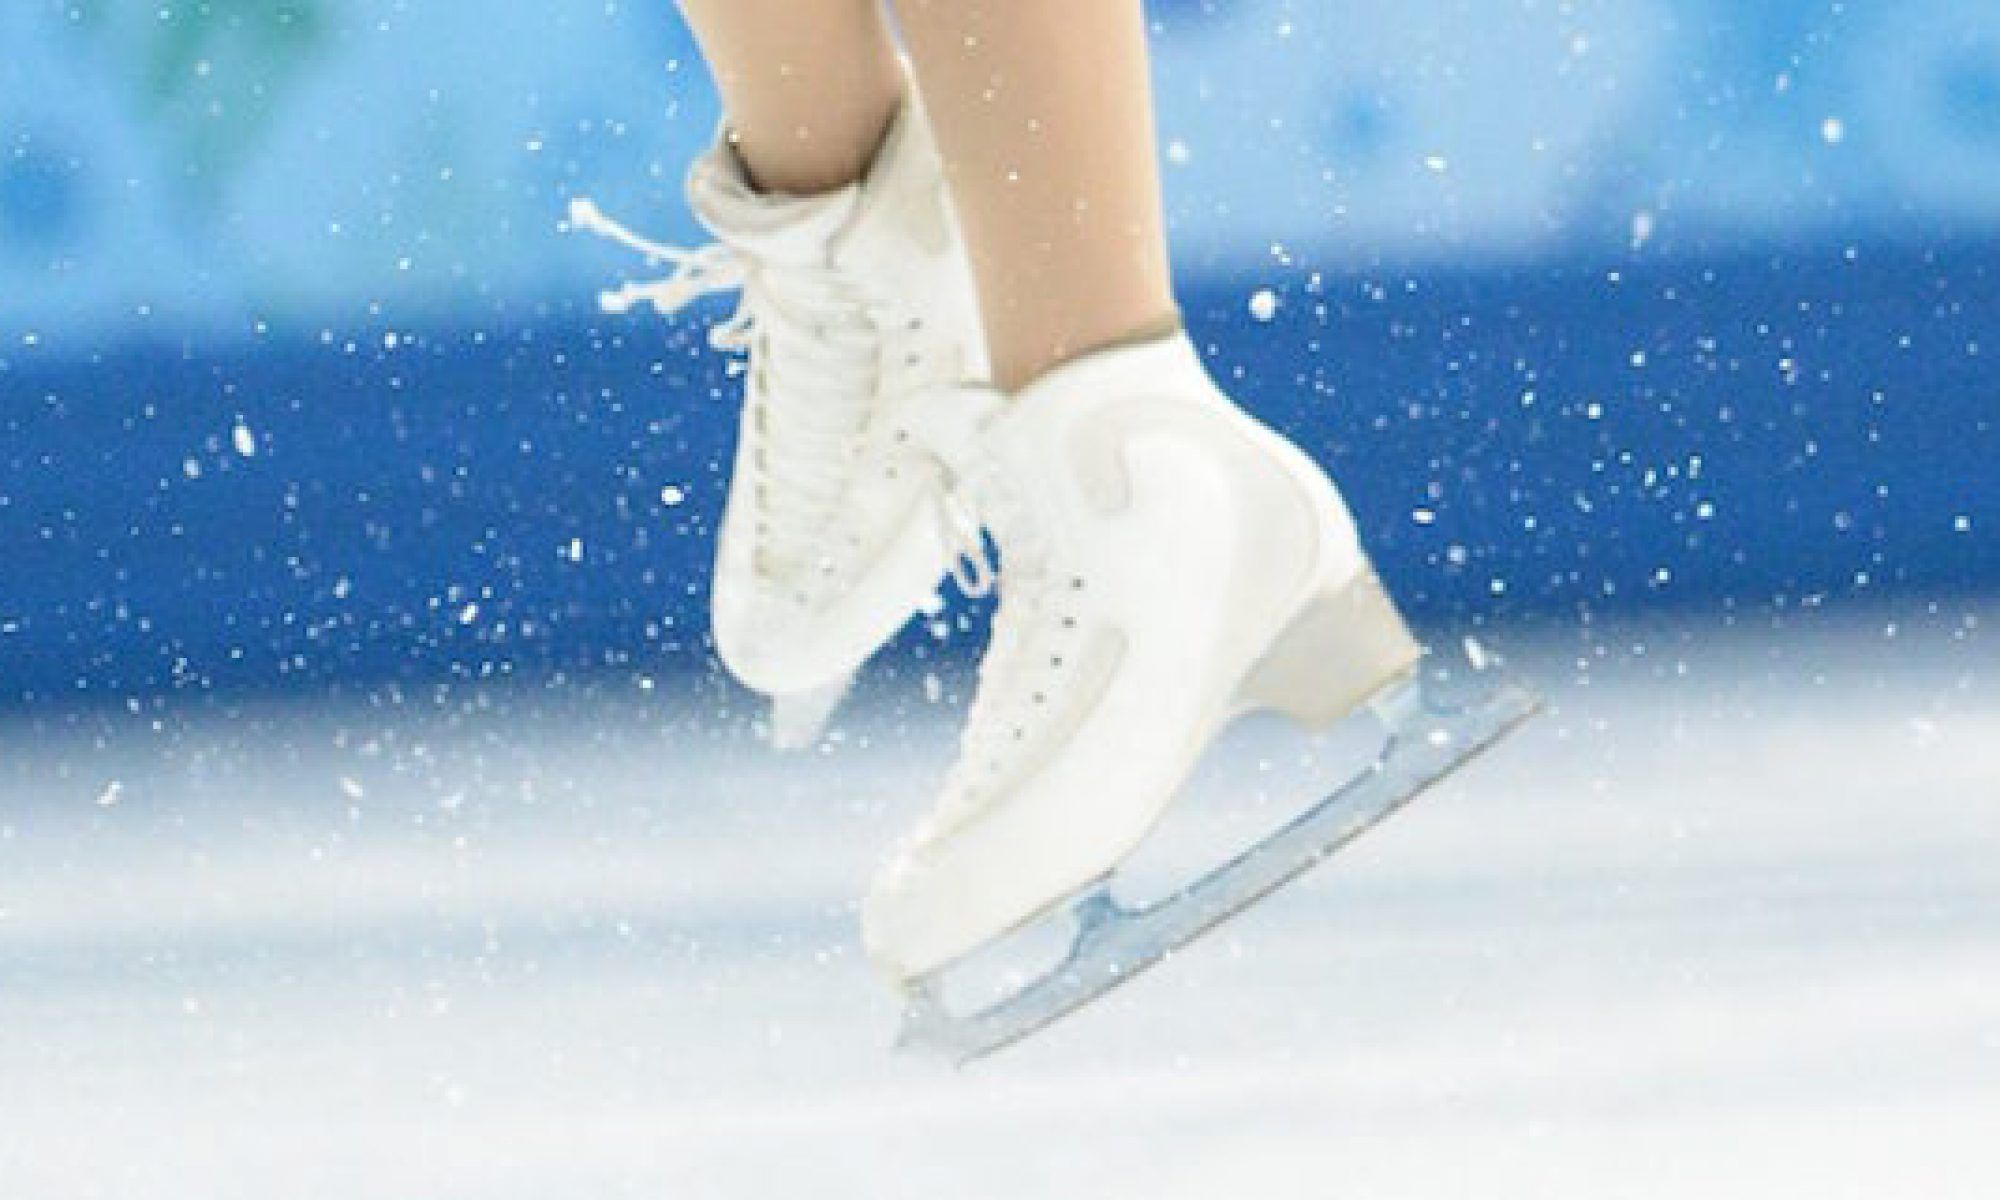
[864,332,1539,1063]
[571,95,987,748]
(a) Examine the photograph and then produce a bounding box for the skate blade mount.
[894,671,1542,1066]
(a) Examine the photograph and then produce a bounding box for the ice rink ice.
[3,607,1996,1199]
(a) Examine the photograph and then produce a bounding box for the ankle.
[726,89,904,198]
[992,310,1185,392]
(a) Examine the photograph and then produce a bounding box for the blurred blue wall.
[3,1,1996,704]
[9,1,2000,335]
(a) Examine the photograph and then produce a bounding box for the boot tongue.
[685,141,861,267]
[969,407,1065,592]
[684,99,945,272]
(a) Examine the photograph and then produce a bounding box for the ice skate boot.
[571,92,987,747]
[863,331,1539,1062]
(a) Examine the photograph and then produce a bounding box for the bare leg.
[679,0,905,195]
[891,0,1178,390]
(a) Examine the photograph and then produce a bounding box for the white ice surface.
[2,608,1996,1199]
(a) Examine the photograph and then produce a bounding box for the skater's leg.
[890,0,1178,390]
[678,0,905,195]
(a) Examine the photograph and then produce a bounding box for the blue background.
[3,0,1996,707]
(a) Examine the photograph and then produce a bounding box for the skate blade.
[893,670,1541,1066]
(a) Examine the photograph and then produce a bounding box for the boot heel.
[765,671,855,750]
[1235,569,1422,730]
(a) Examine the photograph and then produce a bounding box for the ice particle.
[1630,210,1656,249]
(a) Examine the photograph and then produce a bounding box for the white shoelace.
[930,457,1082,816]
[569,197,883,580]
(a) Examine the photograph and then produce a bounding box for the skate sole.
[894,670,1542,1065]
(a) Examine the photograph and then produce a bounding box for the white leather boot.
[572,94,986,747]
[863,331,1426,984]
